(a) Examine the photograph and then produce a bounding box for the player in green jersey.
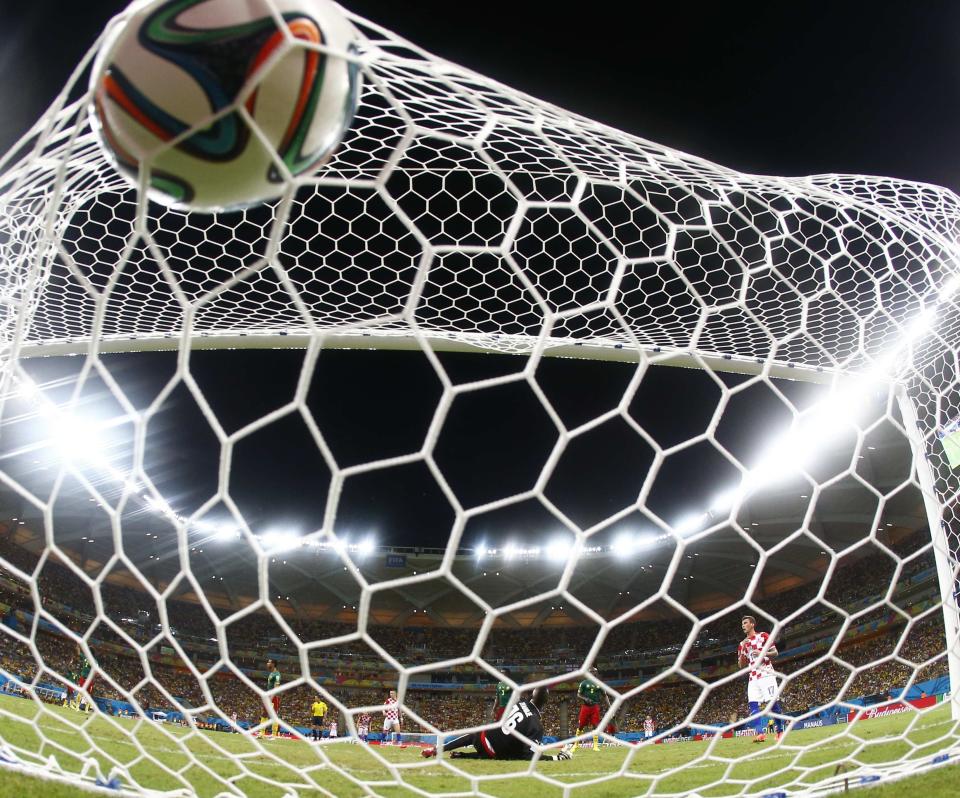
[260,658,281,738]
[75,653,94,712]
[573,668,609,751]
[493,670,513,721]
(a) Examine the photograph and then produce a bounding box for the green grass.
[0,694,957,797]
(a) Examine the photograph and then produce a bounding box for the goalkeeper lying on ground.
[422,687,572,761]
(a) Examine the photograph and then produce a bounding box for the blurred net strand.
[0,0,959,795]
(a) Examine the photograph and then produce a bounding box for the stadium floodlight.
[357,537,375,556]
[709,489,738,515]
[47,415,102,463]
[674,513,708,536]
[905,307,937,342]
[545,539,570,561]
[503,542,519,560]
[215,525,239,542]
[611,532,637,558]
[259,530,298,553]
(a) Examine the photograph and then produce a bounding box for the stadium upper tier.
[0,415,927,627]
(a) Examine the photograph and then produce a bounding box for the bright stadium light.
[546,537,574,562]
[260,530,298,553]
[357,537,375,556]
[675,513,707,536]
[709,489,738,515]
[503,542,518,560]
[48,416,102,462]
[611,532,637,557]
[215,524,239,541]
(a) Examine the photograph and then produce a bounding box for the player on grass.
[63,668,77,708]
[358,712,371,742]
[75,652,94,712]
[737,615,784,742]
[421,687,572,761]
[310,695,327,741]
[260,658,281,738]
[383,689,401,744]
[493,670,513,721]
[572,667,609,751]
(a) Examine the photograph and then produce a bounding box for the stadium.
[1,1,959,797]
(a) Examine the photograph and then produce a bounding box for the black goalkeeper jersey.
[484,700,544,759]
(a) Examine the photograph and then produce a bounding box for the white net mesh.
[0,1,959,796]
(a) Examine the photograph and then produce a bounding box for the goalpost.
[0,1,959,796]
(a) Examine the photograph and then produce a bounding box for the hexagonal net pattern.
[0,2,958,797]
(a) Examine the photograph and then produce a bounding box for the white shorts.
[748,675,779,704]
[383,719,399,732]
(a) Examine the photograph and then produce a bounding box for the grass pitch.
[0,694,957,797]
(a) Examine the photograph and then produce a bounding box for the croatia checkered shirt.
[738,631,775,681]
[384,696,399,722]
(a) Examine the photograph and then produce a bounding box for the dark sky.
[1,1,951,547]
[6,2,960,190]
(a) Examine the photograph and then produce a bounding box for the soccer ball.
[90,0,361,212]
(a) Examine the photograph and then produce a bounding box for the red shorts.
[578,704,601,729]
[271,696,281,713]
[493,705,506,721]
[79,676,94,692]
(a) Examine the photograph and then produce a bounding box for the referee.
[311,696,328,741]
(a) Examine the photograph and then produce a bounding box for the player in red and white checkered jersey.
[737,615,785,742]
[383,690,401,744]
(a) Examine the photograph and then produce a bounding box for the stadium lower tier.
[0,618,947,737]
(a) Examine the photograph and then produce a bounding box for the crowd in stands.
[0,528,950,737]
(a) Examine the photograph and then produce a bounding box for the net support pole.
[896,387,960,722]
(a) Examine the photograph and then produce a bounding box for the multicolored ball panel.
[91,0,361,211]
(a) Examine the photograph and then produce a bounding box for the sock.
[573,727,583,747]
[749,701,763,735]
[593,732,599,748]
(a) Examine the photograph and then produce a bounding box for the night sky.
[1,1,953,549]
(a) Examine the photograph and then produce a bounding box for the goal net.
[0,1,958,796]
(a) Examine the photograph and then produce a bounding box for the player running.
[737,615,784,742]
[310,695,328,741]
[260,658,281,738]
[421,687,572,761]
[572,668,609,751]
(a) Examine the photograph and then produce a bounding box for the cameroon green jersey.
[578,680,603,706]
[496,681,512,708]
[78,657,92,679]
[267,669,281,690]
